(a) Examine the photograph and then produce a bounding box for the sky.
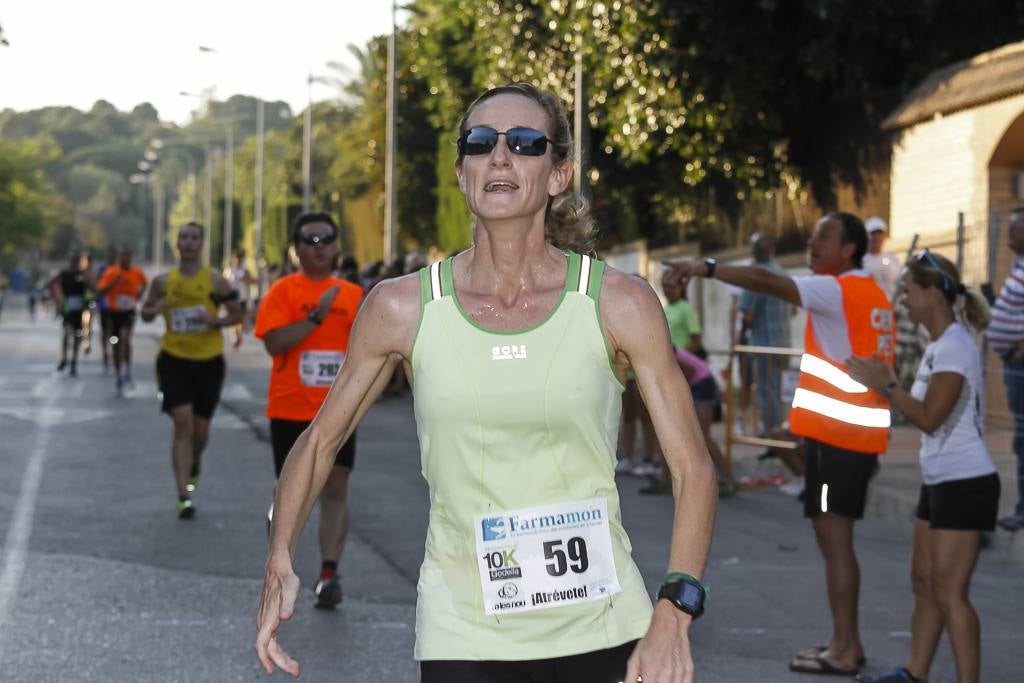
[0,0,398,124]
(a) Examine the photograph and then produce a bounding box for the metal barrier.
[721,344,803,479]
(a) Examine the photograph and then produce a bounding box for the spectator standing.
[662,270,702,353]
[987,206,1024,531]
[849,250,997,683]
[668,212,895,677]
[739,233,791,435]
[863,217,902,301]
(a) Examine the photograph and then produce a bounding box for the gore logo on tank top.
[491,344,528,361]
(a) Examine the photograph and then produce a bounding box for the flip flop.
[789,653,860,676]
[797,644,867,667]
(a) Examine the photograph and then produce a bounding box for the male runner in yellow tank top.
[141,223,243,518]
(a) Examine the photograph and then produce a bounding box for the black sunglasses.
[457,126,551,157]
[914,248,952,292]
[299,233,336,247]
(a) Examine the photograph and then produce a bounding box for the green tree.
[0,137,64,260]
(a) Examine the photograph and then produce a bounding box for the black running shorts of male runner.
[916,472,1000,531]
[269,418,356,477]
[108,310,136,336]
[803,438,878,519]
[62,310,84,331]
[156,351,226,419]
[420,640,638,683]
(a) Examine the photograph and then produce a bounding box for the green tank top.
[160,267,223,360]
[411,252,653,661]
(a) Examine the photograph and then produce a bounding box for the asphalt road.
[0,300,1020,682]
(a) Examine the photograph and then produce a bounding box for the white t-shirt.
[863,252,902,301]
[910,323,996,485]
[793,271,877,363]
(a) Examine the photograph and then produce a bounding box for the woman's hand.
[254,558,302,677]
[624,601,694,683]
[846,354,895,391]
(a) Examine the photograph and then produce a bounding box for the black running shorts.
[803,438,878,520]
[269,418,356,477]
[420,640,638,683]
[156,351,226,419]
[62,311,84,330]
[108,310,136,335]
[916,472,1000,531]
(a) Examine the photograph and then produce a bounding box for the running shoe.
[186,462,201,493]
[177,497,195,519]
[57,359,67,371]
[633,462,660,477]
[855,666,927,682]
[314,575,342,610]
[997,514,1024,532]
[779,478,805,497]
[614,459,634,475]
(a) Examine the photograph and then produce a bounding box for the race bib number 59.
[474,498,621,616]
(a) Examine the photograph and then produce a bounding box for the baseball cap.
[865,216,888,234]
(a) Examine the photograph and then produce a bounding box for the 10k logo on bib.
[474,498,621,615]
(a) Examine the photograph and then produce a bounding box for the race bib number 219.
[474,498,621,616]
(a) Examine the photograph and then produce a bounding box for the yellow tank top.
[160,267,223,360]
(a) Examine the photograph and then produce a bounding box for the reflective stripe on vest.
[789,273,894,453]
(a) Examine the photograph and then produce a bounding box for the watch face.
[681,582,702,607]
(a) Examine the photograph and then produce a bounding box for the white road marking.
[219,382,254,401]
[0,407,112,425]
[0,375,60,635]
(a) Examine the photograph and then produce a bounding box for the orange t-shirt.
[98,266,148,312]
[254,272,364,421]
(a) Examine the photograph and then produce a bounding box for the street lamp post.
[223,122,234,268]
[383,0,398,262]
[255,99,266,296]
[302,75,313,213]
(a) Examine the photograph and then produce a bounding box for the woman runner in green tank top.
[255,84,718,683]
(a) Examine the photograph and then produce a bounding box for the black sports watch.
[657,575,706,620]
[703,257,717,279]
[306,309,324,325]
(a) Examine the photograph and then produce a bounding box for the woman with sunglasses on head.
[255,84,716,683]
[848,250,998,683]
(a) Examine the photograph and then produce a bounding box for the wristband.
[879,380,898,398]
[663,572,710,597]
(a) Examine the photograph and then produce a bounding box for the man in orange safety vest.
[667,212,894,678]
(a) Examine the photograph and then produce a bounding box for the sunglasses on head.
[457,126,551,157]
[299,232,336,247]
[914,248,952,292]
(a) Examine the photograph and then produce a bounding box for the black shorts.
[420,640,637,683]
[108,310,136,335]
[63,311,84,330]
[100,309,113,333]
[916,472,1000,531]
[803,438,878,520]
[156,351,226,419]
[270,418,356,477]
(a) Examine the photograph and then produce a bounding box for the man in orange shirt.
[254,212,363,610]
[97,246,148,393]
